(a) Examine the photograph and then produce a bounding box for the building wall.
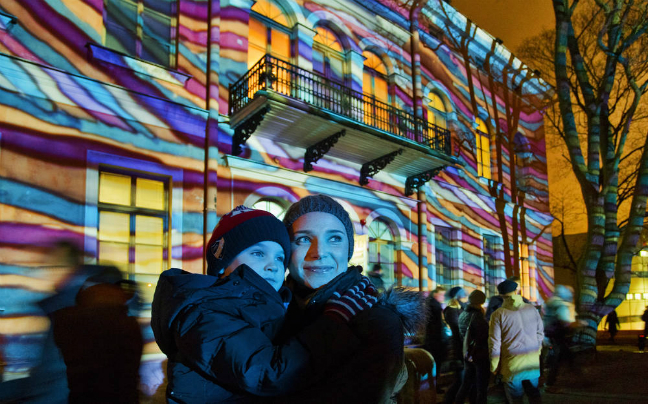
[600,255,648,331]
[0,0,553,379]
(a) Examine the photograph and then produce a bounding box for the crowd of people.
[423,279,584,404]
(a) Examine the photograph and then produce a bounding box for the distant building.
[553,233,648,330]
[0,0,553,378]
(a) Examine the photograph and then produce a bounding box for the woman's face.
[288,212,349,290]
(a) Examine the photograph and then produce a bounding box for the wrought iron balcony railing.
[229,55,451,155]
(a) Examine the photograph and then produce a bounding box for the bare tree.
[426,1,552,280]
[518,0,648,348]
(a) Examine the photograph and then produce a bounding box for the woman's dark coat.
[458,306,489,362]
[151,265,360,403]
[424,296,447,364]
[272,266,423,404]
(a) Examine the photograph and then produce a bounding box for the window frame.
[362,51,389,103]
[368,218,396,288]
[475,118,492,179]
[435,226,453,289]
[312,26,346,84]
[427,92,447,130]
[251,197,288,220]
[483,235,499,299]
[248,2,293,67]
[97,165,171,298]
[103,0,179,68]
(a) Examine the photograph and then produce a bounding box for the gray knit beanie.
[283,195,355,260]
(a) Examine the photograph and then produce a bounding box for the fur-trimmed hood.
[378,286,425,334]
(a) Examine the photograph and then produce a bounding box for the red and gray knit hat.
[206,206,291,276]
[282,195,355,260]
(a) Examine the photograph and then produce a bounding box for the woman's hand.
[323,277,378,323]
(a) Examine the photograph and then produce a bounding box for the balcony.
[228,55,457,192]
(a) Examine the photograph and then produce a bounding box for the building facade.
[0,0,553,378]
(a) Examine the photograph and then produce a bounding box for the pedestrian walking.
[489,279,544,404]
[605,310,620,343]
[424,287,448,392]
[454,290,489,404]
[367,263,385,293]
[443,286,467,404]
[485,276,530,322]
[542,285,578,389]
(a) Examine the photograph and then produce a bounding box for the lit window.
[627,294,634,300]
[643,293,648,300]
[104,0,177,67]
[475,117,491,179]
[251,199,287,220]
[640,250,648,257]
[98,169,169,304]
[519,242,530,300]
[251,0,288,26]
[363,51,389,127]
[428,93,447,130]
[635,293,642,300]
[362,52,388,102]
[247,2,291,68]
[313,27,342,52]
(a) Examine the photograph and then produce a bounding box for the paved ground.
[438,334,648,403]
[140,333,648,403]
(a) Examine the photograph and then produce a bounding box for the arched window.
[475,117,491,179]
[251,198,287,220]
[248,0,291,68]
[428,93,447,130]
[368,219,395,289]
[362,51,389,127]
[312,26,344,84]
[362,51,388,103]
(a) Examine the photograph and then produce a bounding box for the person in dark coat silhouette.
[605,310,620,343]
[443,286,467,404]
[455,290,489,404]
[52,283,143,404]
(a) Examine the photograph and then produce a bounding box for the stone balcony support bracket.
[232,106,270,156]
[404,165,447,196]
[304,129,346,172]
[360,149,403,186]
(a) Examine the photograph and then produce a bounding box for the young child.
[152,206,376,403]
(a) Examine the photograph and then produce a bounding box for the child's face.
[224,241,286,291]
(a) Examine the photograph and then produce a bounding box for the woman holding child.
[152,195,420,403]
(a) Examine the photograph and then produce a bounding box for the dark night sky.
[450,0,555,51]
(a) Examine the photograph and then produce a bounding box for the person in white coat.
[489,280,544,404]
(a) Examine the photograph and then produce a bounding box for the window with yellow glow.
[98,169,169,304]
[313,27,342,51]
[475,117,492,179]
[363,51,389,126]
[248,0,291,68]
[519,242,530,299]
[251,0,288,26]
[427,93,447,130]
